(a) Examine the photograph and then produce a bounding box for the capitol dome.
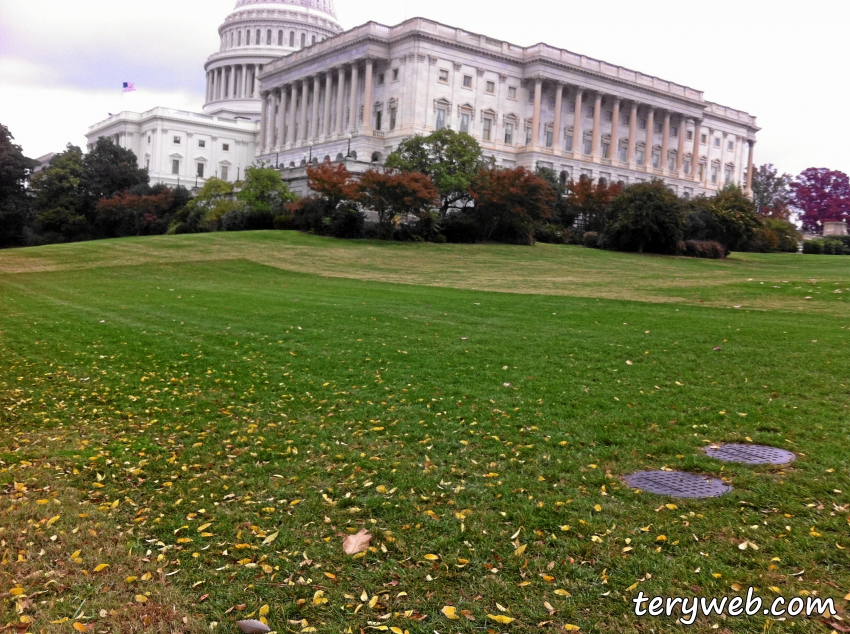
[202,0,343,120]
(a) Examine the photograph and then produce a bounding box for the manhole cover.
[704,443,796,465]
[622,470,731,498]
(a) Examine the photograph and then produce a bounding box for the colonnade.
[206,64,262,103]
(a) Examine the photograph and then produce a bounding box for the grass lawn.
[0,232,848,634]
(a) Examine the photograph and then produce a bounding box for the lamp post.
[307,142,314,165]
[346,133,352,158]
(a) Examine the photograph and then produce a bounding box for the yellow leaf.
[125,576,138,583]
[564,625,581,632]
[93,563,109,572]
[560,525,570,531]
[390,628,404,634]
[656,535,667,542]
[769,586,781,594]
[594,505,602,512]
[554,589,571,597]
[514,544,527,557]
[141,573,152,581]
[9,588,25,596]
[70,550,81,560]
[625,583,639,592]
[369,595,378,608]
[712,573,722,579]
[47,515,61,526]
[376,485,388,494]
[312,590,328,605]
[844,592,850,601]
[135,594,148,603]
[259,605,269,616]
[731,583,742,592]
[324,572,337,580]
[488,614,515,624]
[73,622,87,632]
[197,523,212,532]
[424,554,439,561]
[665,504,678,510]
[51,618,69,624]
[441,606,459,620]
[263,531,279,545]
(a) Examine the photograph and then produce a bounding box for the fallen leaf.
[564,625,581,632]
[488,614,515,624]
[93,563,109,572]
[514,544,527,557]
[554,589,571,597]
[73,622,87,633]
[441,606,459,620]
[262,531,279,545]
[236,620,271,634]
[342,528,372,555]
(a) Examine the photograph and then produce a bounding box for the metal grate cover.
[704,443,796,465]
[623,470,731,498]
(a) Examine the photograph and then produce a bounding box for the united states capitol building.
[86,0,759,199]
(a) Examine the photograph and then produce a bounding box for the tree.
[82,137,148,202]
[791,168,850,231]
[469,167,555,244]
[604,180,683,254]
[357,169,439,235]
[306,162,359,211]
[751,164,792,220]
[95,190,175,237]
[534,166,570,225]
[684,185,762,253]
[176,177,236,232]
[30,145,91,239]
[384,129,482,217]
[564,176,624,232]
[236,165,296,215]
[0,124,37,247]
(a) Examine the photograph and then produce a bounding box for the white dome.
[234,0,337,20]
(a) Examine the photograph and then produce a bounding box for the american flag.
[122,82,136,93]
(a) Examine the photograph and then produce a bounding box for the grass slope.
[0,234,848,634]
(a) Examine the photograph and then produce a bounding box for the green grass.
[1,232,848,633]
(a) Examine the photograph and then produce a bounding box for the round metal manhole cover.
[704,443,796,465]
[622,470,732,498]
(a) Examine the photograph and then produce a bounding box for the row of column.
[206,64,262,103]
[530,78,754,190]
[259,58,375,154]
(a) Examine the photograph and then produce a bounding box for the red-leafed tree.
[94,189,174,236]
[791,168,850,231]
[357,169,439,234]
[306,162,359,211]
[469,167,555,244]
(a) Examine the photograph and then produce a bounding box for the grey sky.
[1,0,848,177]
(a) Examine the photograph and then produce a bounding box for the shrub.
[682,240,726,259]
[273,214,295,230]
[534,223,567,244]
[288,196,329,233]
[441,213,477,243]
[583,231,600,249]
[683,186,761,253]
[604,181,683,254]
[221,207,274,231]
[327,204,365,239]
[802,240,823,254]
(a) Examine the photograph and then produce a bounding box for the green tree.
[176,177,236,232]
[751,164,792,219]
[684,185,762,253]
[30,145,91,239]
[604,180,683,254]
[0,124,37,247]
[236,165,296,215]
[384,129,482,217]
[83,137,148,202]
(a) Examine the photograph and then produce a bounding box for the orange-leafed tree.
[469,167,555,244]
[564,176,623,232]
[306,162,359,211]
[357,169,439,234]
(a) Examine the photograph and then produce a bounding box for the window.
[389,107,397,131]
[654,122,662,134]
[173,136,181,144]
[601,139,610,157]
[525,126,532,145]
[724,164,733,184]
[701,133,707,144]
[605,110,613,123]
[301,33,306,47]
[711,164,719,184]
[278,31,283,46]
[438,69,449,83]
[671,126,678,137]
[196,140,205,148]
[651,148,661,168]
[583,134,592,155]
[482,118,492,141]
[172,159,180,175]
[508,86,517,99]
[667,153,676,171]
[636,145,646,165]
[485,81,495,94]
[147,136,151,145]
[377,73,385,86]
[569,102,575,113]
[256,30,261,44]
[714,137,721,148]
[222,143,230,151]
[639,118,647,130]
[618,141,628,162]
[197,163,205,178]
[221,166,229,181]
[698,162,706,179]
[392,68,399,81]
[246,30,251,45]
[289,31,295,47]
[566,129,574,151]
[684,157,692,175]
[585,107,593,118]
[504,122,514,144]
[312,35,316,45]
[463,75,473,88]
[436,108,446,130]
[459,113,470,133]
[238,32,242,46]
[620,114,629,126]
[686,130,693,141]
[145,158,150,170]
[375,110,382,131]
[727,140,734,151]
[267,30,272,45]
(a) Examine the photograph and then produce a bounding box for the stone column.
[531,76,543,148]
[266,93,276,151]
[691,119,702,182]
[322,72,333,139]
[228,65,236,99]
[610,97,621,161]
[363,58,374,133]
[277,87,287,150]
[591,93,602,160]
[645,107,655,167]
[572,88,583,154]
[242,65,249,99]
[746,140,755,192]
[627,102,637,166]
[705,126,714,185]
[660,111,671,173]
[259,92,269,153]
[552,82,563,152]
[299,79,309,143]
[336,67,346,136]
[287,84,297,147]
[677,116,688,176]
[311,75,321,140]
[349,63,359,132]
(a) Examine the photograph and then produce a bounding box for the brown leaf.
[342,528,372,555]
[236,620,271,634]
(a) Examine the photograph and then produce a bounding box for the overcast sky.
[1,0,848,177]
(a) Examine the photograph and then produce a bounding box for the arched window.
[559,170,569,186]
[256,29,261,45]
[289,31,295,47]
[267,30,272,45]
[311,34,317,45]
[246,30,251,45]
[300,33,306,48]
[278,30,283,46]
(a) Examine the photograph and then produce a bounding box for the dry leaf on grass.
[342,528,372,555]
[236,619,271,634]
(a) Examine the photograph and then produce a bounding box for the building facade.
[85,0,343,188]
[257,18,759,199]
